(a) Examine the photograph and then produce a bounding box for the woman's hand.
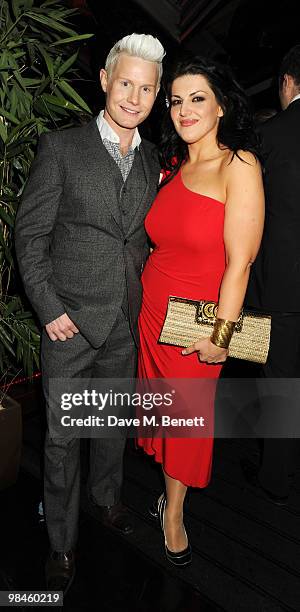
[182,337,228,364]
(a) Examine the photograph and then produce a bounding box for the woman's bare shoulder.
[230,150,260,167]
[224,150,262,185]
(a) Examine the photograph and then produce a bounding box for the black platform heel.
[157,494,192,567]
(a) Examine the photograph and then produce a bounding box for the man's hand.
[45,313,79,342]
[182,336,228,364]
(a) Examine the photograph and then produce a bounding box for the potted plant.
[0,0,93,488]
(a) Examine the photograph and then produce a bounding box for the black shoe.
[45,550,75,595]
[92,501,134,535]
[241,459,289,506]
[157,494,192,567]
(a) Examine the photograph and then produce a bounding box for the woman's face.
[170,73,224,144]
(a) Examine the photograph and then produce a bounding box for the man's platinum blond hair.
[105,33,165,85]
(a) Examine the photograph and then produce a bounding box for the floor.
[1,469,221,612]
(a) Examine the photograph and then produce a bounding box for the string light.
[0,371,41,392]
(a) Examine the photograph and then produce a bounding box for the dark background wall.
[70,0,300,135]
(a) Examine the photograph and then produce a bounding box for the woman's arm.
[217,150,264,321]
[183,151,265,363]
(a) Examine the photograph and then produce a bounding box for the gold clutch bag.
[159,296,271,364]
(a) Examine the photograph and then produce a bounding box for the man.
[246,44,300,504]
[15,33,165,592]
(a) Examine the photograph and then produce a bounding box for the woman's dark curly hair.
[160,53,260,187]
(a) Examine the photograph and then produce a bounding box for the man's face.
[100,53,159,132]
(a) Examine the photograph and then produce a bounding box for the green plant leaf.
[4,299,20,315]
[12,70,29,93]
[11,0,21,19]
[0,329,15,356]
[41,0,67,6]
[38,0,61,7]
[6,139,34,158]
[41,92,81,111]
[33,74,51,98]
[0,50,9,68]
[8,87,17,118]
[0,206,14,227]
[27,12,76,35]
[39,46,54,81]
[57,80,91,113]
[56,52,78,77]
[0,121,7,142]
[0,108,19,124]
[21,77,42,87]
[7,119,37,142]
[50,33,93,47]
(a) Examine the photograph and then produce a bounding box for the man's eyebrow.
[118,77,156,87]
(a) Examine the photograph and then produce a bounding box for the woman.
[137,55,265,566]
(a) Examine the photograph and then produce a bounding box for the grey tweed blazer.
[15,118,160,347]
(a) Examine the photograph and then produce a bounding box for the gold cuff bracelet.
[210,318,235,349]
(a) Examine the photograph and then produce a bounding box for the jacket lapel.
[83,119,122,229]
[125,140,158,237]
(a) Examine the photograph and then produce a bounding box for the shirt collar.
[289,93,300,105]
[96,110,141,150]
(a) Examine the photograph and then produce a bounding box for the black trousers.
[258,312,300,497]
[41,308,136,551]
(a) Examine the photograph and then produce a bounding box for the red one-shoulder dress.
[137,170,226,487]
